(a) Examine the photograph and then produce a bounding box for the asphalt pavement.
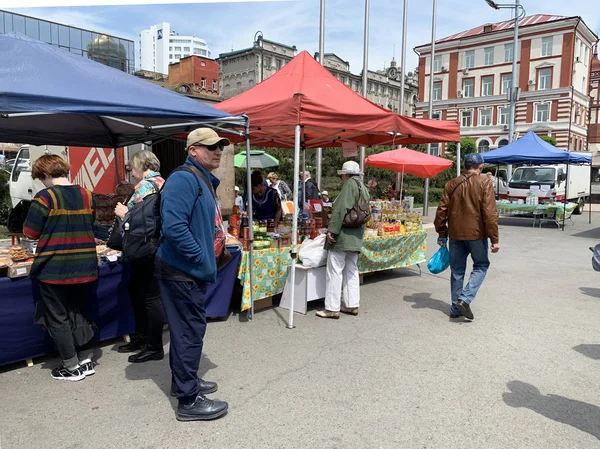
[1,212,600,449]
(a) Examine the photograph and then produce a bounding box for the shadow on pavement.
[403,292,449,315]
[573,344,600,361]
[503,381,600,440]
[579,287,600,298]
[571,227,600,239]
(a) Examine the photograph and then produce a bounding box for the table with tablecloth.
[496,202,577,226]
[237,230,428,311]
[0,249,241,367]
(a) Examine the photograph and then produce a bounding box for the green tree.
[446,137,477,157]
[540,136,557,146]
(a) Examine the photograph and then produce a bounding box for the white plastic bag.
[299,234,328,268]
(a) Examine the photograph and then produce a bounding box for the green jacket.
[325,176,370,252]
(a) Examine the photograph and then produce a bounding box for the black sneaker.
[79,359,95,377]
[456,300,474,320]
[176,394,228,421]
[51,366,85,382]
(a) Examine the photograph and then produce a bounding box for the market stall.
[496,201,577,228]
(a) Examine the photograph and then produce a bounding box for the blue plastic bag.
[427,246,450,274]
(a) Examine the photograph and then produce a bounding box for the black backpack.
[7,200,31,233]
[121,166,203,261]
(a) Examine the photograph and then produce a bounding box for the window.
[479,108,492,126]
[11,147,30,183]
[431,111,441,120]
[463,78,474,98]
[482,76,493,96]
[174,54,181,59]
[433,55,442,72]
[169,46,172,51]
[499,106,510,125]
[536,103,550,122]
[501,74,513,94]
[25,17,39,40]
[276,59,283,70]
[498,139,509,148]
[541,36,553,57]
[465,50,475,69]
[183,47,190,52]
[201,61,206,66]
[174,46,181,51]
[484,47,494,66]
[538,68,552,90]
[201,78,206,88]
[264,56,272,67]
[478,140,490,152]
[461,110,473,127]
[430,143,440,157]
[505,43,514,62]
[212,80,217,90]
[432,82,441,101]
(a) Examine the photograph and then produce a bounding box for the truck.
[9,144,127,207]
[501,160,591,214]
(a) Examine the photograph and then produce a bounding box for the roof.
[217,47,254,59]
[592,45,600,74]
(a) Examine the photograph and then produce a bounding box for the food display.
[9,246,29,262]
[366,200,423,237]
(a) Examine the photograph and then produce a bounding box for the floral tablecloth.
[496,202,577,216]
[238,231,429,311]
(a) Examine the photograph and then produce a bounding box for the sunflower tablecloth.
[238,231,428,311]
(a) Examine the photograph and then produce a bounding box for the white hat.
[321,190,329,195]
[234,186,240,192]
[337,160,362,175]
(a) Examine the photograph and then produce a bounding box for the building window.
[169,46,172,51]
[460,110,473,127]
[201,61,206,66]
[583,76,586,93]
[479,108,492,126]
[183,47,190,52]
[432,82,442,101]
[433,55,442,73]
[430,143,440,156]
[482,76,493,96]
[478,140,490,152]
[431,111,441,120]
[536,103,550,122]
[174,54,181,59]
[212,80,217,90]
[463,78,474,98]
[465,50,475,69]
[501,74,512,94]
[201,77,206,88]
[174,46,181,51]
[498,138,509,148]
[499,106,510,125]
[276,59,283,70]
[538,68,552,90]
[541,36,553,57]
[484,47,494,66]
[505,43,514,62]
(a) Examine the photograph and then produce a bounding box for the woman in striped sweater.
[23,155,98,382]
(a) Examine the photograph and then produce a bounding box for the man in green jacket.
[316,161,370,319]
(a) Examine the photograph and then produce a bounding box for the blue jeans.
[449,239,490,314]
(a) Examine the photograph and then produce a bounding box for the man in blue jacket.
[155,127,229,421]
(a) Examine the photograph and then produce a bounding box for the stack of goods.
[0,246,35,278]
[95,239,122,265]
[252,220,272,250]
[525,191,539,205]
[366,201,423,237]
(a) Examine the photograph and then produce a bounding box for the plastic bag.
[427,246,450,274]
[590,244,600,272]
[299,234,328,268]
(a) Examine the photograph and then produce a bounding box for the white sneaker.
[79,359,96,377]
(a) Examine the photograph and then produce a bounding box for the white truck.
[502,161,591,214]
[9,144,128,207]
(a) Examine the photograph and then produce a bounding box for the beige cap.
[337,160,362,175]
[186,128,231,149]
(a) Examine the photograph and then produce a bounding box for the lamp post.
[485,0,526,177]
[396,0,409,200]
[316,0,325,190]
[422,0,437,216]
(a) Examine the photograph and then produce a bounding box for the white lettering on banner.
[72,148,114,191]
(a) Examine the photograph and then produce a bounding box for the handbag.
[106,216,123,250]
[342,178,371,228]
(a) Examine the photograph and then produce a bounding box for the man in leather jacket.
[434,153,500,320]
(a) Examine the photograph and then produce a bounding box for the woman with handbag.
[23,155,98,381]
[316,161,370,319]
[114,151,166,363]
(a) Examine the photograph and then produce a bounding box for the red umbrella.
[365,147,453,178]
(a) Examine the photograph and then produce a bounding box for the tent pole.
[302,147,306,208]
[589,163,593,224]
[456,141,461,177]
[287,125,302,329]
[113,148,120,186]
[563,162,569,231]
[316,0,325,191]
[245,122,255,321]
[400,166,405,203]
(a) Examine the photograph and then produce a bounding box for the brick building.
[590,46,600,178]
[414,15,598,156]
[168,55,220,100]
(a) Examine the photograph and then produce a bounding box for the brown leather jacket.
[434,172,499,244]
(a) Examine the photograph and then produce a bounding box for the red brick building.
[414,15,598,156]
[168,55,220,100]
[590,46,600,177]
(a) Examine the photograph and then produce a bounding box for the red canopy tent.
[365,147,453,178]
[216,50,459,148]
[214,50,460,328]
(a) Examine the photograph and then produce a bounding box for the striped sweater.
[23,185,98,284]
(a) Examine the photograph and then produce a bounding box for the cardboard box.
[270,239,279,248]
[279,237,291,248]
[8,263,32,279]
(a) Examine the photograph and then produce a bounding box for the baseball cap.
[464,153,485,165]
[337,161,362,175]
[234,186,239,192]
[186,128,231,149]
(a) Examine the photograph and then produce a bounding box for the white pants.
[325,250,360,312]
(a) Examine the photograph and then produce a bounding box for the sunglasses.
[190,143,225,151]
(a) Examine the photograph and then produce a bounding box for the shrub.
[0,170,10,226]
[405,187,444,205]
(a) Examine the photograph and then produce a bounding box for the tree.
[540,136,557,146]
[445,137,477,157]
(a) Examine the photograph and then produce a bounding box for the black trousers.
[128,256,164,351]
[38,282,93,369]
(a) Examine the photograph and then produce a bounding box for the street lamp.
[253,31,264,82]
[485,0,525,177]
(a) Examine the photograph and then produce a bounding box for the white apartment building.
[414,14,598,156]
[139,22,211,75]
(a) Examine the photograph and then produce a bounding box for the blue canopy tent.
[481,130,593,228]
[0,33,247,147]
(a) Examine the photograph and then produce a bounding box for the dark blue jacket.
[157,157,219,282]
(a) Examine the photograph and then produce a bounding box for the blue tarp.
[0,33,245,147]
[481,131,591,165]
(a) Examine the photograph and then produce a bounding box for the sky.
[5,0,600,75]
